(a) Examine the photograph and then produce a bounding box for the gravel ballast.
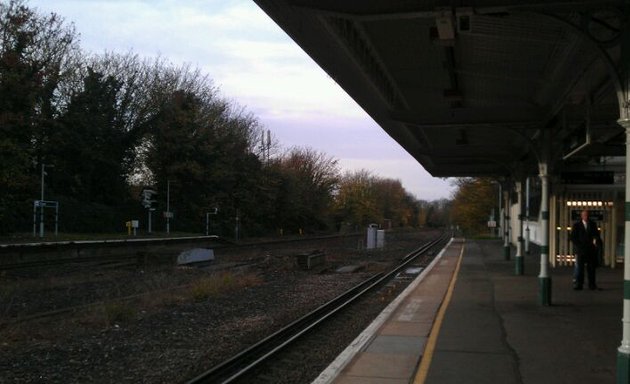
[0,230,439,383]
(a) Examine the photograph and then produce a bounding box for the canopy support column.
[539,163,551,305]
[617,120,630,382]
[525,177,530,254]
[516,181,524,275]
[504,187,511,261]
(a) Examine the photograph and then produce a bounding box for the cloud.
[27,0,454,200]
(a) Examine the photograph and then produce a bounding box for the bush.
[102,302,136,325]
[190,272,261,301]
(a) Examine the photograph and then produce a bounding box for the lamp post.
[39,163,54,238]
[166,180,171,235]
[166,179,176,235]
[206,207,218,236]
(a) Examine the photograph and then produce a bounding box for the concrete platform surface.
[425,240,620,384]
[313,238,622,384]
[314,238,464,384]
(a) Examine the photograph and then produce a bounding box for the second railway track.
[0,233,361,271]
[186,232,451,384]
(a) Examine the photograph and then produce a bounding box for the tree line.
[0,0,451,237]
[450,178,497,235]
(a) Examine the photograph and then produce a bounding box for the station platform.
[313,238,621,384]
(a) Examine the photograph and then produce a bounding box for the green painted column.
[538,163,551,305]
[617,5,630,381]
[618,120,630,383]
[525,177,530,254]
[515,181,524,275]
[498,183,503,239]
[504,189,511,261]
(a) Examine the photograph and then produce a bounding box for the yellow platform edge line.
[413,240,466,384]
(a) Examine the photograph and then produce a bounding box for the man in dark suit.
[570,210,602,290]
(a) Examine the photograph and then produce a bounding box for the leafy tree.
[0,1,452,237]
[0,0,79,231]
[212,110,266,235]
[372,178,416,227]
[49,68,131,204]
[274,147,339,232]
[334,170,380,228]
[144,89,212,230]
[141,86,265,234]
[334,171,432,229]
[451,178,495,234]
[426,198,452,227]
[89,52,158,158]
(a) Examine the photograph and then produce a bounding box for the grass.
[190,272,262,301]
[102,302,136,325]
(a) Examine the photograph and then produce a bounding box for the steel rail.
[0,256,139,270]
[1,261,257,327]
[0,235,222,249]
[186,232,451,384]
[0,232,361,250]
[0,233,362,270]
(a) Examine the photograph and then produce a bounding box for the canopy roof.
[254,0,626,177]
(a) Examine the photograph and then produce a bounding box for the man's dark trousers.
[574,250,596,289]
[571,218,600,289]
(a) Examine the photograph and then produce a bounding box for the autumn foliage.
[450,178,496,235]
[0,1,452,236]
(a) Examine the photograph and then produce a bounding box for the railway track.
[0,235,223,271]
[0,233,360,271]
[186,232,451,384]
[0,260,257,327]
[0,232,364,326]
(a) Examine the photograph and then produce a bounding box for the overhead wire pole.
[40,163,45,238]
[166,179,172,235]
[32,201,37,237]
[39,163,53,238]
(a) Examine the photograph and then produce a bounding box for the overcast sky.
[28,0,454,200]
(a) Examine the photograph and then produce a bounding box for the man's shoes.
[573,285,583,290]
